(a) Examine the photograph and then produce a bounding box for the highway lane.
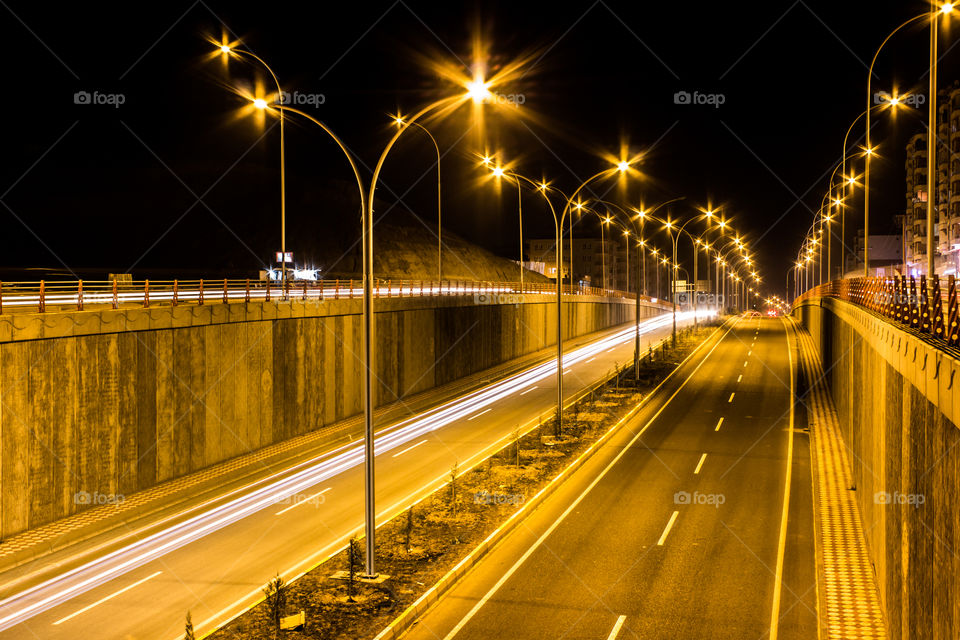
[403,316,817,640]
[0,310,705,639]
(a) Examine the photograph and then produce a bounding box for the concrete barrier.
[795,297,960,640]
[0,294,664,538]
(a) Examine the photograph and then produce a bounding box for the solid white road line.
[728,392,735,403]
[657,511,679,546]
[391,440,428,458]
[274,488,332,516]
[606,615,627,640]
[467,408,492,421]
[519,386,538,396]
[715,417,724,432]
[694,453,708,474]
[439,319,740,640]
[53,571,162,625]
[768,319,796,640]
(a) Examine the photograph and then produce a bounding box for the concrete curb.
[372,319,731,640]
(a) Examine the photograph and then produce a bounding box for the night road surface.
[402,316,817,640]
[0,311,705,639]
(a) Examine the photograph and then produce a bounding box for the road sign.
[276,252,293,263]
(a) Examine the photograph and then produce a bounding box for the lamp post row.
[218,43,762,581]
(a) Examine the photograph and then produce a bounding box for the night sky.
[2,0,958,294]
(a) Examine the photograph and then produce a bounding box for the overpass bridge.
[0,279,672,539]
[793,275,960,640]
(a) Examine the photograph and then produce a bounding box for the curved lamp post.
[219,44,290,287]
[395,117,443,283]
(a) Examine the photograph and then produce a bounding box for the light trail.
[0,310,707,631]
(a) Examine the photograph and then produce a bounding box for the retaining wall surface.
[0,294,660,538]
[796,298,960,640]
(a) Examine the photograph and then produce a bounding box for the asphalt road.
[403,316,817,640]
[0,311,702,639]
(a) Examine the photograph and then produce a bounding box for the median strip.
[200,322,729,640]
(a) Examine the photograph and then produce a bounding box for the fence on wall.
[794,275,960,348]
[0,278,673,315]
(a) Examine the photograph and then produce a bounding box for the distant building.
[527,237,630,288]
[902,82,960,275]
[847,230,903,277]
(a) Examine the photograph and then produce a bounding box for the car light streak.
[0,310,707,630]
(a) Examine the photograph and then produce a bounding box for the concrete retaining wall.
[795,298,960,640]
[0,294,660,538]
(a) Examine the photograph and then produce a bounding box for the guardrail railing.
[793,275,960,348]
[0,278,671,315]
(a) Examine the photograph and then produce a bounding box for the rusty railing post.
[947,275,959,346]
[931,277,946,341]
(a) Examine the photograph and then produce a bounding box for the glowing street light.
[394,116,443,282]
[216,42,290,286]
[864,4,955,277]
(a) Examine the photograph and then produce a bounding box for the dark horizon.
[1,1,957,295]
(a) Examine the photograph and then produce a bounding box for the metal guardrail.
[0,278,669,315]
[793,275,960,348]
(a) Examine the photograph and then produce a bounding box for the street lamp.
[485,156,531,293]
[357,57,522,576]
[864,4,955,278]
[396,116,443,283]
[218,43,290,287]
